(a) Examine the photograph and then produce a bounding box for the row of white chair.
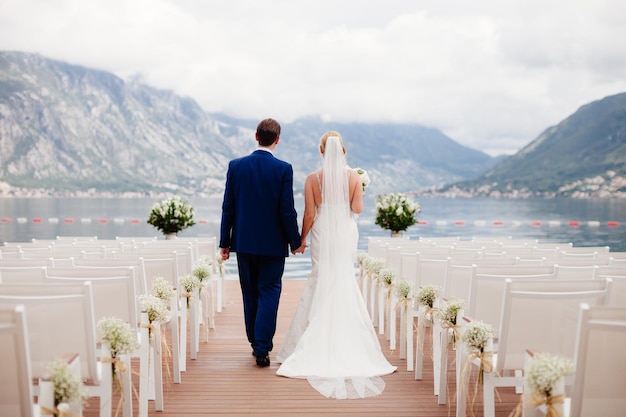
[0,235,223,417]
[361,236,626,414]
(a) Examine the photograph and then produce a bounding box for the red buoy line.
[0,217,618,227]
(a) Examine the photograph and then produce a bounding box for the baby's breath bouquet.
[151,276,175,302]
[365,257,385,276]
[179,274,202,308]
[192,259,212,284]
[462,320,494,383]
[395,279,412,300]
[45,359,87,408]
[437,298,464,325]
[351,167,370,191]
[138,294,171,324]
[147,196,196,235]
[526,353,574,397]
[436,298,464,346]
[356,252,369,267]
[415,284,440,308]
[97,316,139,358]
[462,320,493,352]
[374,192,420,233]
[378,268,395,286]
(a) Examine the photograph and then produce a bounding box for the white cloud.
[1,0,625,156]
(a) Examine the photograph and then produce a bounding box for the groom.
[219,118,303,367]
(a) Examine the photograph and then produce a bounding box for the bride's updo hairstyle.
[320,131,346,155]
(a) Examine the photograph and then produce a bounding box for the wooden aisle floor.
[84,278,519,417]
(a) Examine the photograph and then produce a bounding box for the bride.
[276,132,396,399]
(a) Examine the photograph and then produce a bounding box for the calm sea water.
[1,197,624,278]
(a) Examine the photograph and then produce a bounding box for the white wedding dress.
[276,137,396,399]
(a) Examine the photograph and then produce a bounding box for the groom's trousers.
[236,252,285,357]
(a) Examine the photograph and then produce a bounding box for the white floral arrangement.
[179,274,202,308]
[365,257,385,276]
[215,252,225,275]
[138,294,171,324]
[192,259,212,283]
[45,359,87,408]
[151,276,175,302]
[461,320,493,352]
[378,268,395,286]
[97,316,139,358]
[525,353,574,397]
[395,279,412,299]
[436,298,465,325]
[356,252,369,267]
[374,192,421,233]
[147,196,196,235]
[352,167,370,191]
[179,274,202,294]
[415,284,440,308]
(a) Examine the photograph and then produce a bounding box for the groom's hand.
[292,243,307,255]
[220,247,230,261]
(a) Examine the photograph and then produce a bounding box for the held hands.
[292,242,307,255]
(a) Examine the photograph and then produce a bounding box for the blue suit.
[220,149,301,357]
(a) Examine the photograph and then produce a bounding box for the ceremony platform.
[82,278,519,417]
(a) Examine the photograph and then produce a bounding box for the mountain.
[422,92,626,198]
[0,51,496,197]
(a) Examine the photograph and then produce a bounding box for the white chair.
[475,278,612,417]
[466,272,556,340]
[0,282,113,417]
[597,275,626,307]
[113,253,185,379]
[567,303,626,417]
[0,305,36,417]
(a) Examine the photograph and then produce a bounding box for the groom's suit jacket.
[220,149,301,257]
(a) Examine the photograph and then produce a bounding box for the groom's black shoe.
[256,355,270,367]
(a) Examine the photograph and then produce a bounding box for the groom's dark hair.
[256,118,281,147]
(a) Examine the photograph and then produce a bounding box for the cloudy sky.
[1,0,626,155]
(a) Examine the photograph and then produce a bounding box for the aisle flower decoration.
[378,268,395,287]
[365,257,385,277]
[44,359,87,411]
[374,192,420,234]
[138,294,171,337]
[192,258,212,285]
[151,276,175,302]
[461,320,494,384]
[524,353,573,417]
[395,279,413,311]
[356,252,369,278]
[97,316,139,408]
[415,284,440,309]
[179,274,202,308]
[97,316,139,359]
[351,167,371,191]
[147,196,196,236]
[436,298,464,346]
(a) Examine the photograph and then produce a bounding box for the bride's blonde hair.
[320,131,346,155]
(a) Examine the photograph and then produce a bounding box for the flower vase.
[391,231,403,238]
[165,233,177,240]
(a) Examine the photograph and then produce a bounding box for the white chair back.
[0,305,35,417]
[497,278,612,373]
[570,303,626,417]
[0,282,98,383]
